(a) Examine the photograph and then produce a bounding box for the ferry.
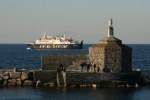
[27,33,83,49]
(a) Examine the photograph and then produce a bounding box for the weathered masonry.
[89,19,132,73]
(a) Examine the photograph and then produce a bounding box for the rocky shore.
[0,68,34,87]
[0,68,150,88]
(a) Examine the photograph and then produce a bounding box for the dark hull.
[27,43,83,49]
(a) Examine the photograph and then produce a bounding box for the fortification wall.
[0,69,145,88]
[42,55,88,70]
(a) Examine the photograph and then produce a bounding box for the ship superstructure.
[27,33,83,49]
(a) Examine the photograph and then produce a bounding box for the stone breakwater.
[0,69,59,87]
[0,69,34,87]
[0,68,150,88]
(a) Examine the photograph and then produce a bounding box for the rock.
[0,77,3,81]
[23,80,33,86]
[0,77,3,85]
[8,79,16,82]
[7,82,16,86]
[16,79,22,86]
[3,72,9,76]
[20,72,28,81]
[48,83,55,87]
[0,74,2,77]
[92,84,97,88]
[28,72,34,80]
[3,80,8,86]
[43,83,49,86]
[8,79,16,86]
[9,72,21,79]
[35,80,41,87]
[42,82,55,87]
[3,75,9,80]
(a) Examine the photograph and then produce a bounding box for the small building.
[89,19,132,73]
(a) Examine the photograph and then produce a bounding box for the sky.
[0,0,149,44]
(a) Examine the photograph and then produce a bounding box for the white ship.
[27,33,83,49]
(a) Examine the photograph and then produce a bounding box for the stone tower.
[89,19,132,73]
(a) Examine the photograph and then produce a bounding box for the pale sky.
[0,0,149,44]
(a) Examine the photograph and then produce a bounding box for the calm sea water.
[0,44,150,70]
[0,87,150,100]
[0,44,150,100]
[0,44,88,69]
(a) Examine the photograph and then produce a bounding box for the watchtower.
[89,19,132,73]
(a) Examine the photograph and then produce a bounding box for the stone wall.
[89,38,132,73]
[89,43,123,73]
[34,70,56,83]
[122,45,132,72]
[0,68,145,88]
[89,46,105,72]
[66,71,142,87]
[104,44,122,73]
[0,70,34,87]
[42,55,87,70]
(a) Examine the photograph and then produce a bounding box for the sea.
[0,44,150,100]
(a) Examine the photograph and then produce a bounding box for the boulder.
[0,77,3,85]
[48,82,55,87]
[9,72,21,79]
[0,73,2,77]
[16,79,22,86]
[42,82,55,87]
[8,79,16,86]
[23,80,33,86]
[0,77,3,81]
[3,80,8,86]
[35,80,41,87]
[20,72,28,81]
[3,75,9,80]
[3,72,9,76]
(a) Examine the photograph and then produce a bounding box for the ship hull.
[27,43,83,49]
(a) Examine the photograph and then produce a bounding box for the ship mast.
[43,32,47,38]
